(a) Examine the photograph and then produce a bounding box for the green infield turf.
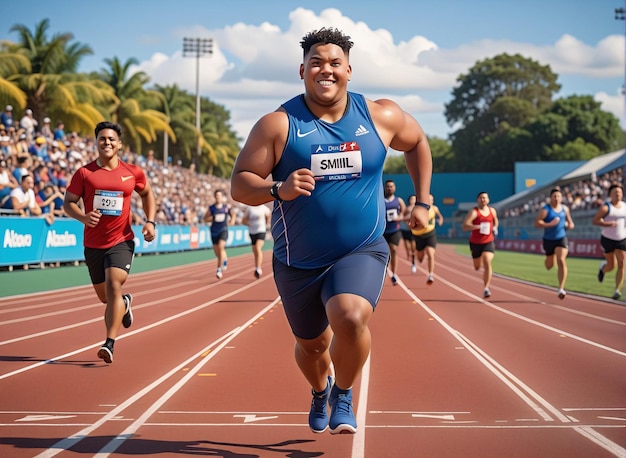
[454,244,623,301]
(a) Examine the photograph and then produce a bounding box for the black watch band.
[270,181,283,201]
[146,220,156,227]
[415,201,431,210]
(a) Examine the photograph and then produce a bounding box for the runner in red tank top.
[462,191,499,298]
[64,121,156,364]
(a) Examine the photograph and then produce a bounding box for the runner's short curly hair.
[300,28,354,57]
[95,121,122,139]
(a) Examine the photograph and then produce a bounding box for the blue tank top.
[384,196,402,234]
[272,92,387,268]
[542,204,566,240]
[209,204,230,236]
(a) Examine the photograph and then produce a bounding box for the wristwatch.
[415,201,431,210]
[270,181,283,201]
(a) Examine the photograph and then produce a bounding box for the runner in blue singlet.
[231,27,433,435]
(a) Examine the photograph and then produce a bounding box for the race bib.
[214,213,226,223]
[386,209,398,222]
[94,190,123,216]
[479,221,491,235]
[311,142,363,181]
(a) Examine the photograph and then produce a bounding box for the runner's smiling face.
[300,43,352,108]
[96,128,121,160]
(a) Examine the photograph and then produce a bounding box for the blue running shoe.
[222,259,228,271]
[309,376,333,433]
[329,385,357,434]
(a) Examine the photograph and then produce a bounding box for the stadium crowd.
[1,105,622,226]
[502,168,623,219]
[0,106,236,225]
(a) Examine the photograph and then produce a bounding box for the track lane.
[0,245,624,457]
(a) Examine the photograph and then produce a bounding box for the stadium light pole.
[183,37,213,166]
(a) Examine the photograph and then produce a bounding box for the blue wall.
[383,172,514,218]
[514,161,584,193]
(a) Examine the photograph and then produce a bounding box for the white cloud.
[595,89,625,128]
[131,8,624,144]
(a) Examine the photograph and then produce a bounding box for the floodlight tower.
[183,37,213,163]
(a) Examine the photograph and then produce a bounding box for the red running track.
[0,244,624,457]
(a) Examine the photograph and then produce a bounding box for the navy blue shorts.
[211,230,228,245]
[84,240,134,285]
[273,237,389,340]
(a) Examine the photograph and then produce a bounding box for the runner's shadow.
[0,436,324,456]
[0,355,101,368]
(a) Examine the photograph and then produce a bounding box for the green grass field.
[453,244,623,301]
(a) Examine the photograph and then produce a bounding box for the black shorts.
[211,230,228,245]
[401,229,413,241]
[84,240,134,285]
[542,237,568,256]
[384,231,402,246]
[273,237,389,340]
[414,230,437,251]
[469,241,495,259]
[250,232,266,244]
[600,235,626,254]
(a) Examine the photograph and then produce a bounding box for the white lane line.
[93,298,281,457]
[0,274,271,379]
[395,276,554,422]
[352,354,370,458]
[33,328,241,458]
[426,266,626,357]
[397,277,626,457]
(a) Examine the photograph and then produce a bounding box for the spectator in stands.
[0,105,14,130]
[204,188,235,279]
[0,126,10,156]
[534,187,575,300]
[16,133,29,155]
[19,109,38,142]
[4,174,50,222]
[12,155,31,182]
[40,117,53,142]
[0,159,18,206]
[37,182,63,221]
[53,122,66,142]
[462,191,499,298]
[592,183,625,300]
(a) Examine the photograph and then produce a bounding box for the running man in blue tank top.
[534,187,575,299]
[231,27,432,435]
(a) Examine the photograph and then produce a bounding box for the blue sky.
[1,0,624,144]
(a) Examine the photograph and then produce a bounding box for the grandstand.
[495,149,624,241]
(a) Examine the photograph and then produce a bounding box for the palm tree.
[99,56,174,154]
[3,19,115,132]
[152,84,196,164]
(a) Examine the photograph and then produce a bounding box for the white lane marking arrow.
[233,414,278,423]
[17,415,77,422]
[411,413,456,420]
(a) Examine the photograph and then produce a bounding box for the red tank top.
[469,206,495,244]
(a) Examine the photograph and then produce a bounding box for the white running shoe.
[216,268,223,279]
[558,289,566,300]
[411,264,417,274]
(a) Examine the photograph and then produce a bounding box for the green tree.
[99,56,174,154]
[445,53,561,171]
